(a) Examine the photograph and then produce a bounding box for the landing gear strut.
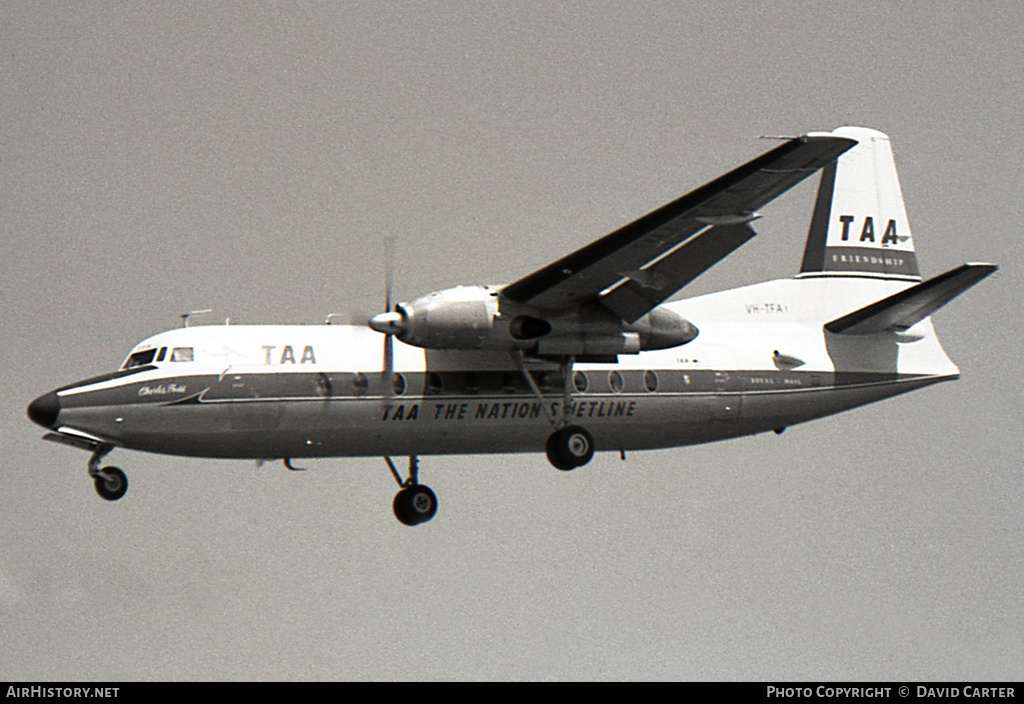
[384,455,437,526]
[512,351,597,471]
[40,433,130,502]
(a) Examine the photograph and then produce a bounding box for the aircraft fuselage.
[29,277,960,462]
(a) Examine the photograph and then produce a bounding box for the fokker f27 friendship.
[28,127,996,525]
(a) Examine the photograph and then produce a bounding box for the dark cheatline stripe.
[53,369,945,410]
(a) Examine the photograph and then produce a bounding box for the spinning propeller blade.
[382,235,396,381]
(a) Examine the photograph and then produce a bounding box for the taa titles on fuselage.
[27,127,996,525]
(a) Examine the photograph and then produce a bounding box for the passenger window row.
[366,369,667,396]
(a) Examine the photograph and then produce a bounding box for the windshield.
[122,349,157,369]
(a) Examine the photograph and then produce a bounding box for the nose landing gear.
[87,443,128,501]
[39,433,130,502]
[94,466,128,501]
[384,456,437,526]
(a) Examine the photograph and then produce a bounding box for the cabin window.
[123,349,157,369]
[608,370,624,393]
[156,347,167,362]
[644,370,659,392]
[426,372,443,395]
[391,372,406,396]
[502,372,520,394]
[352,372,369,396]
[573,371,589,393]
[315,373,333,397]
[170,347,194,362]
[465,372,479,394]
[536,371,555,393]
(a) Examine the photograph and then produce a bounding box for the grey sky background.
[2,1,1021,680]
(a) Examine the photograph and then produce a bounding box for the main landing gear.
[384,455,437,526]
[511,351,597,472]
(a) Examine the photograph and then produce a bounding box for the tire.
[546,431,577,470]
[393,485,438,526]
[546,426,595,470]
[94,466,128,501]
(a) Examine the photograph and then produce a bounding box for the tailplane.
[825,263,998,335]
[799,127,920,281]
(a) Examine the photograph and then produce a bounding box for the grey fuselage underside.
[54,368,948,460]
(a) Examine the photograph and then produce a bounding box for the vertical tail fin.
[798,127,921,281]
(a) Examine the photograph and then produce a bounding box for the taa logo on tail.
[837,215,906,246]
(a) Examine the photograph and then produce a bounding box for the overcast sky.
[2,1,1021,680]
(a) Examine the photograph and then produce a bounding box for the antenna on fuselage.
[181,309,213,328]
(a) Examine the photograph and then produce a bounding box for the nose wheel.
[393,484,438,526]
[82,442,129,501]
[94,466,128,501]
[384,456,437,526]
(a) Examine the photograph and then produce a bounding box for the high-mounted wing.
[500,133,857,322]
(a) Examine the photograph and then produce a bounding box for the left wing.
[500,132,856,322]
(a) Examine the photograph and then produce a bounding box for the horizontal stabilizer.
[824,263,997,335]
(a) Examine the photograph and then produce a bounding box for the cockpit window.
[170,347,194,362]
[123,349,157,369]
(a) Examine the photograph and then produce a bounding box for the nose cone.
[27,391,60,429]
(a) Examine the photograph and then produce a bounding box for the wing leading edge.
[500,132,857,322]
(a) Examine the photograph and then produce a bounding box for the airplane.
[27,126,997,526]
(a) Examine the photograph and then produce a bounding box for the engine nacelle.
[537,306,697,356]
[369,285,698,354]
[388,285,502,350]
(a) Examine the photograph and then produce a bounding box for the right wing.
[501,133,857,322]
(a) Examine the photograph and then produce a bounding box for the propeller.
[327,237,405,403]
[368,235,401,395]
[369,240,403,334]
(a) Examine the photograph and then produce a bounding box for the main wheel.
[546,431,576,470]
[546,425,595,470]
[393,484,438,526]
[94,466,128,501]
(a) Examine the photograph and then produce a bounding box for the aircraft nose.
[27,391,60,429]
